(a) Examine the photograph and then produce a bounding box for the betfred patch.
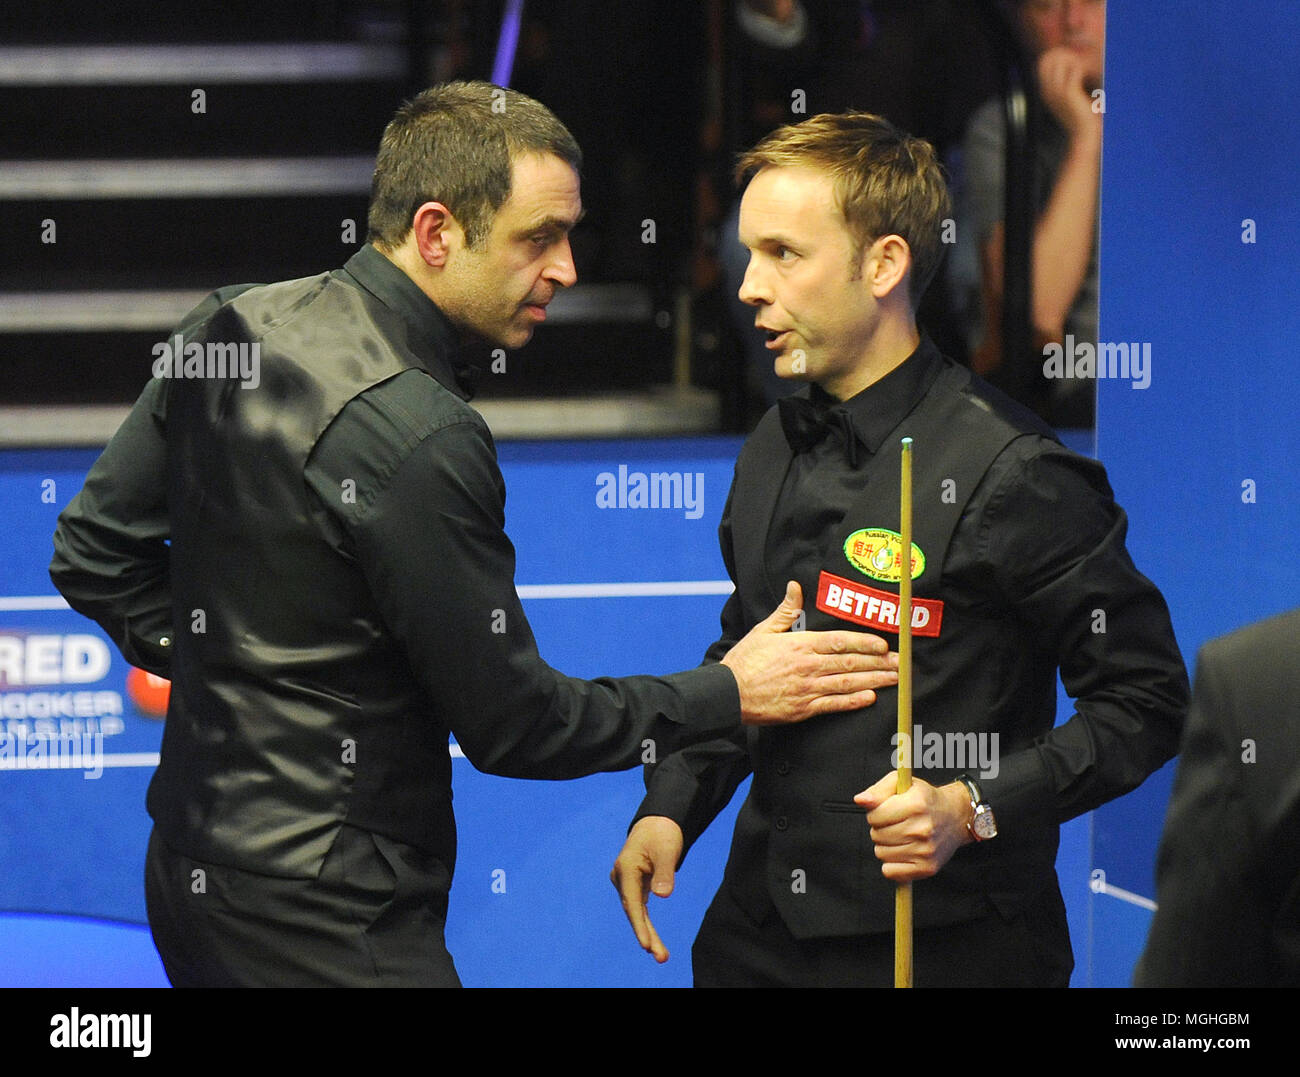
[844,527,924,583]
[815,570,943,637]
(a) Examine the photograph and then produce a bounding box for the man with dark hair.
[366,81,583,253]
[611,110,1187,987]
[48,82,897,987]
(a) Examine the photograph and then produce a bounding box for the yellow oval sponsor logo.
[843,528,924,583]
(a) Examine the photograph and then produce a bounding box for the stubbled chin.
[505,324,535,347]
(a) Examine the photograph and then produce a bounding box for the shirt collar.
[337,244,476,400]
[813,334,945,457]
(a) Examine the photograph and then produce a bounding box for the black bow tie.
[778,394,861,467]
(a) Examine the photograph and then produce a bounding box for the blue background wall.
[1084,0,1300,985]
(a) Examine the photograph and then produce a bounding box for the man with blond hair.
[611,111,1186,987]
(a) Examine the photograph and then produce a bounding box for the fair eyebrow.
[741,232,801,252]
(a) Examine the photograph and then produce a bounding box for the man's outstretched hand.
[720,581,898,725]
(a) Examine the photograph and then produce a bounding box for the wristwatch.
[956,774,997,841]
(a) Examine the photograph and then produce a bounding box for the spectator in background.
[1134,609,1300,988]
[954,0,1105,428]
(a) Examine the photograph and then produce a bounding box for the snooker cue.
[895,437,914,989]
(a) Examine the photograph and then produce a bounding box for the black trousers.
[144,825,459,987]
[692,882,1074,988]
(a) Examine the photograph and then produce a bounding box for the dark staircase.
[0,2,715,440]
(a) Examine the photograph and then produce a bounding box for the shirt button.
[159,636,171,647]
[777,761,791,775]
[775,816,789,831]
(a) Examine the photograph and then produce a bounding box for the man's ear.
[410,201,460,269]
[864,234,913,302]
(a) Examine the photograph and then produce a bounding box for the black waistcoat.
[147,274,460,878]
[721,361,1064,937]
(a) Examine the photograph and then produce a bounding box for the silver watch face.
[972,805,997,840]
